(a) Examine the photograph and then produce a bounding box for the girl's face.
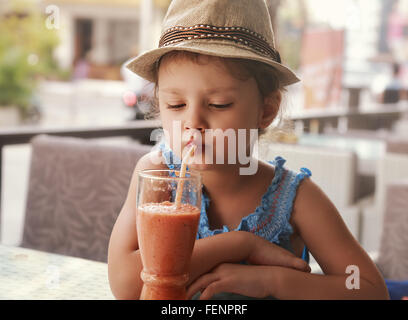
[157,54,266,171]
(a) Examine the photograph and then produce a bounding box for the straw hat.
[126,0,300,86]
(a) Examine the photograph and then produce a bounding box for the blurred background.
[0,0,408,280]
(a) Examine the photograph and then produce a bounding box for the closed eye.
[167,104,186,109]
[210,103,233,109]
[166,103,233,109]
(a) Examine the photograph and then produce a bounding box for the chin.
[186,152,212,171]
[187,159,210,172]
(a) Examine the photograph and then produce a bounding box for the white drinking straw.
[174,144,196,208]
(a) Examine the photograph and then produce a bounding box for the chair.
[21,135,152,262]
[385,136,408,154]
[360,150,408,252]
[377,180,408,280]
[258,141,360,239]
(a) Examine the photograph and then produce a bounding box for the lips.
[186,139,195,148]
[184,139,206,156]
[185,136,203,148]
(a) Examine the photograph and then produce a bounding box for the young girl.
[108,0,389,300]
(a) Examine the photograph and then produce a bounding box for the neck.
[200,161,259,197]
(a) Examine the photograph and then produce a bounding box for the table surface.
[0,244,114,300]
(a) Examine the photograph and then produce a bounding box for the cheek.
[231,106,262,152]
[159,105,179,131]
[157,108,174,143]
[228,108,261,130]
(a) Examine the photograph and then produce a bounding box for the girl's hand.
[246,232,311,273]
[187,263,274,300]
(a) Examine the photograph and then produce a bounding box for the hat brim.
[126,39,300,87]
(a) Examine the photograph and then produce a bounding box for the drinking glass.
[136,169,201,300]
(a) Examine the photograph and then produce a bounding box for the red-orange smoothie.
[137,201,200,300]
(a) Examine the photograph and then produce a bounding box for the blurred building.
[343,0,383,89]
[40,0,170,80]
[387,0,408,62]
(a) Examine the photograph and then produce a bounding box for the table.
[0,244,114,299]
[290,102,408,133]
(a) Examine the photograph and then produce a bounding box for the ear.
[258,90,282,129]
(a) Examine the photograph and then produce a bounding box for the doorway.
[74,18,93,65]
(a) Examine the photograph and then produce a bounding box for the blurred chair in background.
[259,142,360,239]
[361,139,408,253]
[377,180,408,281]
[21,135,152,262]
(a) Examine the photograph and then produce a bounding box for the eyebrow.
[160,87,239,94]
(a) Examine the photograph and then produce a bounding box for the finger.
[253,245,311,273]
[273,251,310,272]
[270,244,311,272]
[199,280,230,300]
[293,258,312,272]
[186,273,219,300]
[284,256,311,273]
[267,249,299,267]
[252,241,298,266]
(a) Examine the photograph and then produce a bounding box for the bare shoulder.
[293,177,335,215]
[130,147,168,181]
[123,147,168,208]
[108,147,167,250]
[136,147,168,171]
[290,177,342,236]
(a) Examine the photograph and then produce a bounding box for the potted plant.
[0,1,59,126]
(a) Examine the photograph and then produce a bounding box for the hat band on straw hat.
[159,24,281,63]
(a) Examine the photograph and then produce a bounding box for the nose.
[183,102,207,134]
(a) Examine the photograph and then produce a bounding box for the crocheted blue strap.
[159,142,189,172]
[300,167,312,177]
[301,246,310,263]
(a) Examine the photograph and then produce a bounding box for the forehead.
[157,52,252,88]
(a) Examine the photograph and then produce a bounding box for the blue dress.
[158,142,312,299]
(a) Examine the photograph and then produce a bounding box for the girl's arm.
[283,177,389,299]
[108,152,308,300]
[267,266,387,299]
[188,178,389,300]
